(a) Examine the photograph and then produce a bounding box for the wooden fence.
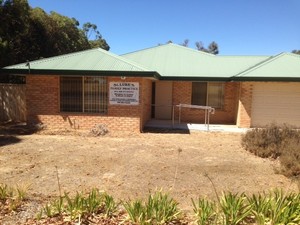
[0,84,26,122]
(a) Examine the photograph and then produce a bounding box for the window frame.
[60,76,108,114]
[191,82,224,109]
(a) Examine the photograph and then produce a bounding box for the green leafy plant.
[268,189,300,225]
[247,192,270,225]
[42,203,55,217]
[219,192,252,225]
[64,192,86,220]
[37,189,120,222]
[52,196,64,215]
[192,197,216,225]
[85,188,103,214]
[103,193,118,217]
[123,191,181,224]
[123,199,147,224]
[147,191,181,224]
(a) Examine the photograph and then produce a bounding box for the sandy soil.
[0,128,299,223]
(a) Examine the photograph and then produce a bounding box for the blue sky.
[28,0,300,56]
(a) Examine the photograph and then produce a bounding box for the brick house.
[1,44,300,132]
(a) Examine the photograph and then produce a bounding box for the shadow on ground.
[0,135,22,146]
[0,122,39,135]
[143,128,190,134]
[0,122,41,147]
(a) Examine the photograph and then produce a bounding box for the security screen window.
[191,82,224,109]
[60,76,107,113]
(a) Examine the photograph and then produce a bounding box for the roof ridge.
[232,53,287,77]
[287,52,300,58]
[96,48,150,71]
[167,43,216,57]
[218,55,270,58]
[122,43,216,57]
[121,44,168,56]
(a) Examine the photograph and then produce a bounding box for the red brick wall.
[236,82,253,128]
[172,81,239,124]
[26,75,148,132]
[26,76,252,131]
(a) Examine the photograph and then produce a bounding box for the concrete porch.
[144,119,248,133]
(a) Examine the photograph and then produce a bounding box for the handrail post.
[172,105,174,128]
[179,104,181,124]
[207,108,210,131]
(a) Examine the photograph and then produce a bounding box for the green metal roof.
[122,43,269,81]
[1,48,159,78]
[2,43,300,81]
[234,53,300,81]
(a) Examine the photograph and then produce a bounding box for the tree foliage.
[0,0,109,69]
[292,50,300,55]
[168,39,219,55]
[195,41,219,55]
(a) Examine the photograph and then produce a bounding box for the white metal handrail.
[173,104,215,131]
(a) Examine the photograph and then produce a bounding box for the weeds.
[0,183,28,213]
[172,147,182,189]
[0,184,13,201]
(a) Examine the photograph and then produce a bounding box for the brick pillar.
[237,82,253,128]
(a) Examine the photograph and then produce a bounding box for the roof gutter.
[231,76,300,82]
[160,76,231,82]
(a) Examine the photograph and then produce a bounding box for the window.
[191,82,224,109]
[60,76,107,113]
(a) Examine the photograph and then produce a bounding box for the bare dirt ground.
[0,126,299,224]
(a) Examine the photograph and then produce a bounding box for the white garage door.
[251,83,300,127]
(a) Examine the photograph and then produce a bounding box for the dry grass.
[242,123,300,181]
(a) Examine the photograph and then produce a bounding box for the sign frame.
[109,82,139,105]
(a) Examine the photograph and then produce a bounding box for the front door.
[154,81,173,120]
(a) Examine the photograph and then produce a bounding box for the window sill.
[60,112,108,116]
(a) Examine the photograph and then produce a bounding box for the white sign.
[109,82,139,105]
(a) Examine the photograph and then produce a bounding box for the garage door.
[251,83,300,127]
